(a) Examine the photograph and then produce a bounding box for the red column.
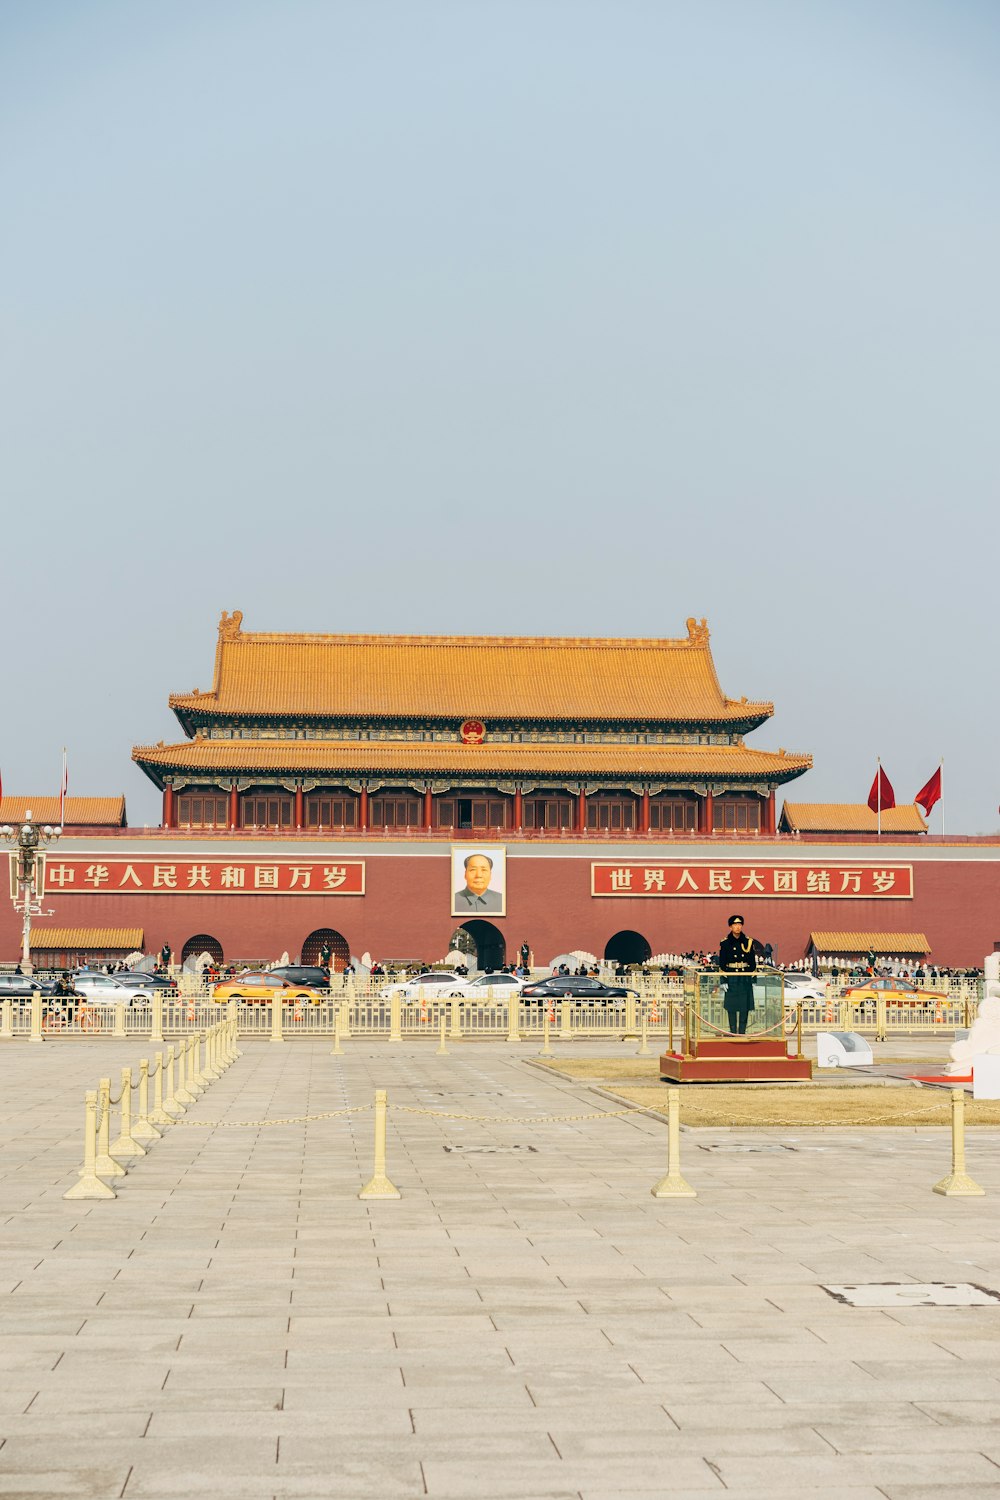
[423,787,433,830]
[229,783,239,830]
[640,789,650,835]
[577,788,587,833]
[359,786,369,832]
[163,783,175,829]
[766,788,776,835]
[294,785,304,830]
[513,787,523,829]
[701,791,714,835]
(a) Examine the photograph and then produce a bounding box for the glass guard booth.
[677,968,788,1053]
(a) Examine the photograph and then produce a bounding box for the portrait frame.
[450,844,507,918]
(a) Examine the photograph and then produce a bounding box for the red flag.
[867,766,895,812]
[914,766,942,817]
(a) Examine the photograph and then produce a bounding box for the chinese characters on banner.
[42,858,365,896]
[591,863,913,898]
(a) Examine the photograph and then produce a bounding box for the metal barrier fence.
[0,986,981,1043]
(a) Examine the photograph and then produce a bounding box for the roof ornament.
[218,609,244,640]
[685,617,709,647]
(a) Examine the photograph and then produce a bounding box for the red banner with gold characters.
[42,857,365,896]
[591,863,913,898]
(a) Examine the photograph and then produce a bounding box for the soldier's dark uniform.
[718,915,756,1034]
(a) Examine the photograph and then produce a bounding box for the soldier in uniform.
[718,914,756,1034]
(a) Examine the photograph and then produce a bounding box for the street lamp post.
[0,811,61,975]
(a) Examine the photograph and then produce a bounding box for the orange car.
[212,972,325,1004]
[842,976,946,1006]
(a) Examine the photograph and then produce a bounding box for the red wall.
[3,847,1000,967]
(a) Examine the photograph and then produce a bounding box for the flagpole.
[939,757,944,838]
[876,756,881,837]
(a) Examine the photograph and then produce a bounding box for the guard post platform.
[659,968,813,1083]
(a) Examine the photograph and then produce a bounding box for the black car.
[0,975,57,997]
[520,976,638,1001]
[117,971,178,995]
[268,965,332,989]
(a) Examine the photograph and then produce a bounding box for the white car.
[776,973,829,1002]
[443,973,525,1000]
[382,971,461,1000]
[72,972,153,1008]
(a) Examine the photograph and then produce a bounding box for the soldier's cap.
[727,914,744,926]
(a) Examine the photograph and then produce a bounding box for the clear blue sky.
[2,1,997,830]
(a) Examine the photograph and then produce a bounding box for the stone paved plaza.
[2,1037,1000,1499]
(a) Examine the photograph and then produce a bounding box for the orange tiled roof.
[133,738,811,782]
[29,928,144,951]
[0,797,127,828]
[810,932,930,954]
[167,612,773,726]
[781,803,926,834]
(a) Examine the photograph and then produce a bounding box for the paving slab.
[2,1037,1000,1498]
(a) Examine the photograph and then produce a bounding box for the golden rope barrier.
[933,1088,986,1196]
[358,1088,400,1200]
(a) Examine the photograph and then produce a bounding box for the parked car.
[72,972,158,1007]
[0,975,57,997]
[382,971,460,1000]
[267,965,332,989]
[445,973,525,999]
[211,972,326,1004]
[774,973,828,1002]
[842,976,946,1006]
[520,976,639,1002]
[117,971,178,996]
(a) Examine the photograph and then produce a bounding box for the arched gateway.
[301,928,351,971]
[604,930,651,966]
[451,921,505,971]
[181,933,224,964]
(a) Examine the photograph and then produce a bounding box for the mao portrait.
[451,846,506,917]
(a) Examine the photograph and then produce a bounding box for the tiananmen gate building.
[4,612,999,969]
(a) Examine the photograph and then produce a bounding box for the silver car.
[72,973,152,1008]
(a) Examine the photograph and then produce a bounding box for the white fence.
[0,986,981,1043]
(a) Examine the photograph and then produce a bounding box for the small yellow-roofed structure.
[29,929,144,966]
[809,932,931,956]
[780,803,926,835]
[0,797,127,828]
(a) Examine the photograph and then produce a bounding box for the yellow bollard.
[191,1032,210,1089]
[540,1006,553,1057]
[29,990,44,1044]
[163,1044,185,1115]
[149,1051,172,1126]
[271,997,284,1044]
[506,992,520,1044]
[112,1001,127,1040]
[94,1078,127,1179]
[174,1038,197,1106]
[150,989,164,1045]
[64,1091,117,1200]
[651,1088,697,1199]
[227,1002,242,1057]
[436,1014,448,1056]
[331,1014,343,1055]
[132,1059,162,1142]
[389,992,402,1042]
[111,1066,146,1158]
[201,1026,221,1081]
[338,997,352,1040]
[559,999,572,1040]
[358,1089,401,1200]
[933,1088,986,1197]
[449,994,462,1041]
[1,998,13,1040]
[637,1009,651,1057]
